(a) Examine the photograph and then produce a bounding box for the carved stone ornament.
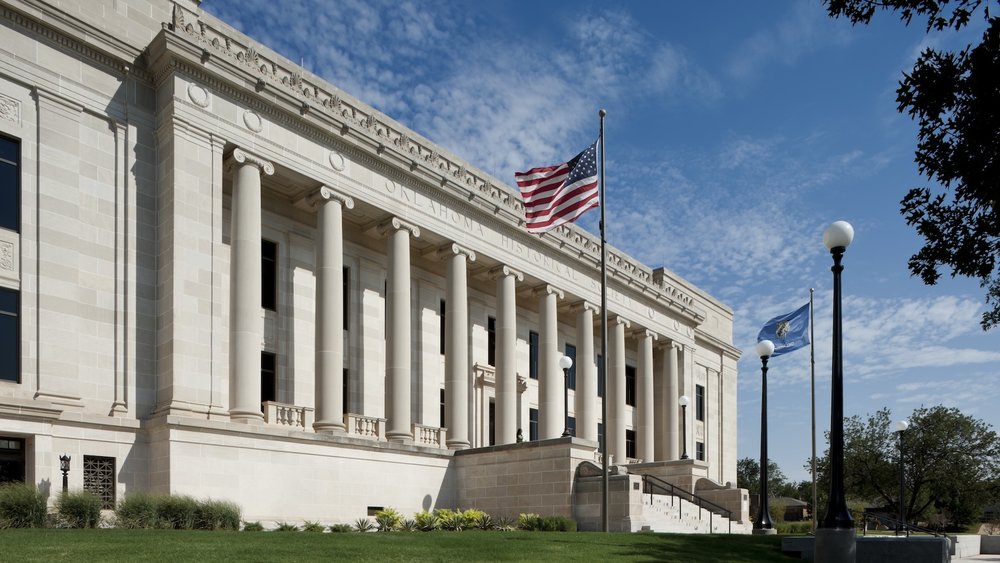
[0,95,19,124]
[243,110,263,133]
[328,151,346,172]
[231,147,274,176]
[186,83,210,108]
[0,241,13,271]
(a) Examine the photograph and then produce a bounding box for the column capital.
[631,328,658,341]
[570,300,599,314]
[488,265,523,282]
[228,147,275,176]
[376,216,421,239]
[433,242,476,262]
[299,185,355,211]
[610,315,631,329]
[532,284,564,300]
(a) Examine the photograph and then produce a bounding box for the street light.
[679,395,690,460]
[559,355,574,438]
[816,220,855,563]
[59,454,71,493]
[754,339,776,535]
[896,419,909,536]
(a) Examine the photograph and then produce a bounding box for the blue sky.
[201,0,1000,483]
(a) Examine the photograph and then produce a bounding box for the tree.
[815,405,1000,529]
[826,1,1000,330]
[736,457,788,500]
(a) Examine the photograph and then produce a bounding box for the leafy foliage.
[302,521,325,532]
[353,517,374,532]
[329,523,353,533]
[0,483,47,528]
[273,522,299,532]
[413,510,439,531]
[242,521,264,532]
[55,490,102,528]
[374,507,403,532]
[826,0,1000,330]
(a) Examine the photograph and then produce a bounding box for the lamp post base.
[752,527,777,535]
[814,527,856,563]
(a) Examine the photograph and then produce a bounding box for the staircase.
[630,474,752,534]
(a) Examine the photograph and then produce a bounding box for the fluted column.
[573,302,598,442]
[609,315,630,461]
[228,148,274,423]
[311,187,354,433]
[378,217,420,443]
[441,243,476,449]
[492,266,523,445]
[536,284,564,440]
[637,329,656,462]
[666,342,681,459]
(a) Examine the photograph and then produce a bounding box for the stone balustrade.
[413,424,447,449]
[263,401,315,430]
[346,413,386,441]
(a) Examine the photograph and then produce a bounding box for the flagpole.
[810,288,817,533]
[598,108,609,533]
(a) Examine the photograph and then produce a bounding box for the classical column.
[378,217,420,443]
[536,285,564,440]
[637,329,656,462]
[491,266,523,445]
[311,187,354,433]
[441,243,476,449]
[666,342,681,459]
[609,315,630,462]
[228,148,274,423]
[573,301,598,442]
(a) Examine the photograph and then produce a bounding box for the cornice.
[151,4,710,326]
[695,331,742,361]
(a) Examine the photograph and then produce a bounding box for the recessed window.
[0,135,19,233]
[597,354,604,397]
[567,416,576,438]
[439,388,445,428]
[564,343,576,390]
[0,288,19,383]
[261,240,277,311]
[529,408,539,441]
[529,331,539,380]
[343,368,350,413]
[261,352,276,404]
[83,455,116,510]
[0,436,25,484]
[626,429,636,459]
[439,299,446,355]
[343,266,350,331]
[487,316,496,366]
[696,384,705,422]
[625,365,636,407]
[597,422,605,453]
[696,441,705,461]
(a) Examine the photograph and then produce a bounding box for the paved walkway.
[954,556,1000,562]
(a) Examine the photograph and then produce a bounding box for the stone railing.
[413,424,447,449]
[262,401,314,430]
[346,413,386,441]
[594,451,614,465]
[627,457,644,465]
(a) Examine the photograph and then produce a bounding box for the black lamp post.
[754,339,776,535]
[59,454,71,493]
[679,395,690,460]
[559,355,573,438]
[816,220,855,563]
[896,419,909,536]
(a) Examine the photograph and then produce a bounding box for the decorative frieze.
[0,95,19,124]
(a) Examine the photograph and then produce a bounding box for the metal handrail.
[859,512,947,538]
[641,474,733,534]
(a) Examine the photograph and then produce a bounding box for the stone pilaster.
[491,265,523,445]
[536,284,564,440]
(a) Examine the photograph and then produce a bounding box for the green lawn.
[0,529,798,562]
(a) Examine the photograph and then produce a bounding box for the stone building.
[0,0,747,530]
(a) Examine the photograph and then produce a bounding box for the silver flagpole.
[598,108,609,533]
[810,288,817,533]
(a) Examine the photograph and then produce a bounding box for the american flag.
[514,140,600,234]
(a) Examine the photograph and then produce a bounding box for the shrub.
[414,510,438,531]
[56,490,102,528]
[401,518,418,532]
[354,517,374,532]
[302,520,325,532]
[0,483,47,529]
[374,507,402,532]
[776,521,813,534]
[518,513,542,531]
[539,516,576,532]
[477,514,494,530]
[115,493,161,529]
[495,515,517,531]
[329,523,353,533]
[768,499,788,524]
[461,508,487,529]
[196,499,241,531]
[243,521,264,532]
[439,511,465,531]
[158,495,199,530]
[274,521,299,532]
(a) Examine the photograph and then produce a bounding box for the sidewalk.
[953,556,1000,562]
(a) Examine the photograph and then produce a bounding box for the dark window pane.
[489,400,495,446]
[0,288,18,383]
[439,388,445,428]
[439,300,446,355]
[696,441,705,461]
[626,429,636,459]
[597,354,604,397]
[261,352,276,403]
[343,267,350,330]
[597,422,605,453]
[625,365,636,407]
[261,240,277,311]
[564,343,576,390]
[696,384,705,421]
[0,136,16,163]
[487,316,496,367]
[528,331,539,380]
[0,136,18,233]
[567,416,576,438]
[529,408,539,441]
[343,368,350,413]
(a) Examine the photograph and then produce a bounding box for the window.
[626,429,636,459]
[696,384,705,422]
[439,388,445,428]
[487,316,496,366]
[261,240,277,311]
[489,400,496,446]
[567,416,576,438]
[0,437,25,484]
[696,441,705,461]
[597,422,605,453]
[343,266,350,330]
[0,288,18,383]
[83,455,116,510]
[529,408,539,441]
[261,352,276,404]
[625,365,636,407]
[564,343,577,390]
[343,368,350,413]
[0,136,19,233]
[439,300,446,355]
[528,331,539,380]
[597,354,604,397]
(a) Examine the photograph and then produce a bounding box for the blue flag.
[756,303,810,357]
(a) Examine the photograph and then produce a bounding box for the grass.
[0,529,797,562]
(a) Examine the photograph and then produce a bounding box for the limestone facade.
[0,0,742,525]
